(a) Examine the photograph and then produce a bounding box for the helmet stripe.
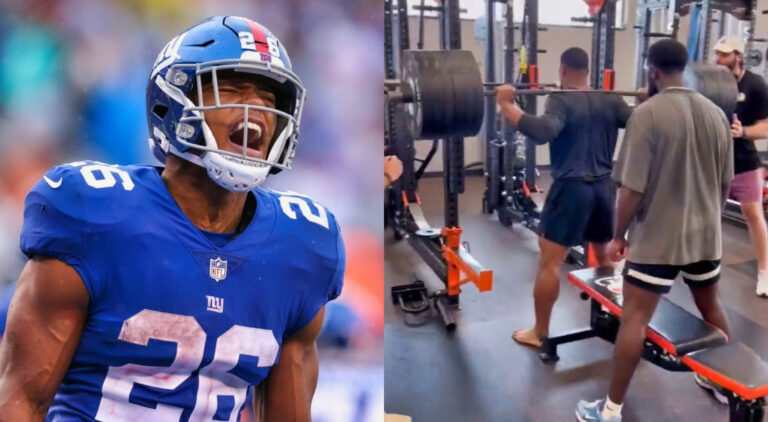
[244,19,270,55]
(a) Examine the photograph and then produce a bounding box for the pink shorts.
[730,169,764,203]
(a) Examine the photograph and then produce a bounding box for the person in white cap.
[714,36,768,297]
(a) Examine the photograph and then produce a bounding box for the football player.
[0,16,344,421]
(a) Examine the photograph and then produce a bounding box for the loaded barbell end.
[385,81,415,104]
[387,91,414,103]
[384,79,402,90]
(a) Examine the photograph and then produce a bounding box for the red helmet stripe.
[244,18,270,54]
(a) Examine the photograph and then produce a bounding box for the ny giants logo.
[151,32,187,78]
[206,295,224,313]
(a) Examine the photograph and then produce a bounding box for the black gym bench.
[542,267,768,421]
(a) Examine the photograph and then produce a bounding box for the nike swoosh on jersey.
[44,176,63,189]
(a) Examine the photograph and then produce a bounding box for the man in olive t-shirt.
[576,40,733,422]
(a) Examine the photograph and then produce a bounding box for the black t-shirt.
[517,92,631,181]
[734,70,768,174]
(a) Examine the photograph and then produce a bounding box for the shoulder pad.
[28,161,142,225]
[265,189,339,234]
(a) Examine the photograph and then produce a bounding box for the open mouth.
[228,117,265,158]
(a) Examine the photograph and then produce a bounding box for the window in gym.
[402,0,625,28]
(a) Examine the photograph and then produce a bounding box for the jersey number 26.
[95,310,278,421]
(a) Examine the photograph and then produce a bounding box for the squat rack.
[386,0,493,331]
[483,0,544,228]
[634,0,681,88]
[589,0,618,90]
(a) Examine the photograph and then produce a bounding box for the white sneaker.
[757,271,768,297]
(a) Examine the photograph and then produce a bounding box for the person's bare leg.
[592,241,614,269]
[607,281,662,404]
[742,201,768,272]
[742,200,768,296]
[689,282,730,338]
[513,236,570,347]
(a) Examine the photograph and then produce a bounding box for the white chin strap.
[198,112,272,192]
[203,151,271,192]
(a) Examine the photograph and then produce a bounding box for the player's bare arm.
[253,307,325,422]
[0,257,88,420]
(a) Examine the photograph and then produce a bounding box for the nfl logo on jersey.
[209,257,228,282]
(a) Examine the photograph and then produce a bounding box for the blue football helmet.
[146,16,306,192]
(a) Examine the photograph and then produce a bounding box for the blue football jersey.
[18,161,345,421]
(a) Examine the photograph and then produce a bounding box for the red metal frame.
[602,69,615,91]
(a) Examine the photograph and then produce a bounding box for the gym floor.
[385,174,768,422]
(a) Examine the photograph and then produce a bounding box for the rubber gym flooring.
[384,174,768,422]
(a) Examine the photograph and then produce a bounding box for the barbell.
[388,49,739,140]
[484,87,643,97]
[483,82,560,89]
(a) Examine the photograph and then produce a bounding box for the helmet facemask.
[159,60,305,192]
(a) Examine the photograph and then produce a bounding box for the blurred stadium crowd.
[0,0,383,420]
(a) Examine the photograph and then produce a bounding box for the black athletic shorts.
[623,260,722,294]
[538,177,614,247]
